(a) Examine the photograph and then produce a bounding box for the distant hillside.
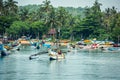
[18,5,40,13]
[65,7,85,18]
[18,5,85,18]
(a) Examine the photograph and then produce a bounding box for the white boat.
[49,54,65,60]
[11,43,21,51]
[102,47,120,53]
[48,49,65,60]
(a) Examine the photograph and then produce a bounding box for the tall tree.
[82,0,102,39]
[40,0,53,24]
[18,7,29,21]
[103,6,117,40]
[56,7,71,39]
[4,0,18,16]
[0,0,4,16]
[111,11,120,42]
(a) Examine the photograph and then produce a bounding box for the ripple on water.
[0,48,120,80]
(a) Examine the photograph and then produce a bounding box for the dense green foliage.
[0,0,120,43]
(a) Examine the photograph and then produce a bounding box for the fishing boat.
[29,54,40,60]
[49,54,65,60]
[48,49,65,60]
[102,47,120,53]
[1,50,10,56]
[0,44,11,57]
[11,43,21,51]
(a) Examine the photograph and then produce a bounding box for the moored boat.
[0,44,11,57]
[101,47,120,53]
[29,54,39,60]
[1,50,10,56]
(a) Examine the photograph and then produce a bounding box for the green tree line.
[0,0,120,43]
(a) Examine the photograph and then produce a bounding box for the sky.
[14,0,120,11]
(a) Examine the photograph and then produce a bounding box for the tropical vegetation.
[0,0,120,43]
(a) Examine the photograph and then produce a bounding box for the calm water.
[0,47,120,80]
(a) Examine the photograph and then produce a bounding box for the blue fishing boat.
[0,44,10,56]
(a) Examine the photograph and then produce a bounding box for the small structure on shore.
[48,28,56,39]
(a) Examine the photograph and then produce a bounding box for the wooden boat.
[11,43,21,51]
[102,47,120,53]
[0,50,10,56]
[29,54,39,60]
[48,49,65,60]
[49,54,65,60]
[0,43,11,57]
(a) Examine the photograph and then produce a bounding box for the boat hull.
[0,50,10,56]
[49,54,65,60]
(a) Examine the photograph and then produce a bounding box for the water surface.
[0,47,120,80]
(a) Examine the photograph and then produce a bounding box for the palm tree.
[93,0,102,12]
[39,0,58,39]
[111,6,117,15]
[4,0,18,16]
[48,7,58,28]
[18,7,29,21]
[0,0,4,15]
[41,0,53,24]
[56,7,72,39]
[103,6,117,40]
[56,7,69,27]
[104,8,111,32]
